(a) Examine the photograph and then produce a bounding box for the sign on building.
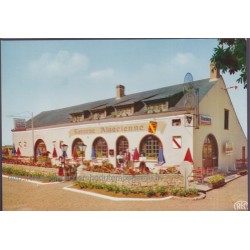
[225,141,233,155]
[148,121,157,133]
[199,114,212,126]
[184,115,193,127]
[13,118,26,131]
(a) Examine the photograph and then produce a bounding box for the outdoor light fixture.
[61,144,68,167]
[78,142,87,164]
[62,144,68,153]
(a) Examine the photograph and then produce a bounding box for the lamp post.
[61,144,68,165]
[78,142,87,165]
[61,144,68,181]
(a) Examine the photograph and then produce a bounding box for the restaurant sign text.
[69,123,148,136]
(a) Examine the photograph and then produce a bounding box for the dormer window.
[93,110,106,120]
[70,113,84,123]
[116,106,133,117]
[144,101,168,114]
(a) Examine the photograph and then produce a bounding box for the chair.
[192,167,204,183]
[205,167,214,176]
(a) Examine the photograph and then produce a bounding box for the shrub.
[113,185,121,193]
[76,181,88,189]
[94,183,104,189]
[186,188,198,196]
[121,186,131,195]
[45,173,62,182]
[156,186,167,196]
[169,187,179,196]
[106,184,115,192]
[145,187,155,197]
[168,187,198,197]
[3,167,14,175]
[177,188,187,197]
[3,166,62,182]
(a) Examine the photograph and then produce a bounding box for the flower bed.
[2,157,58,168]
[84,164,151,175]
[75,180,198,198]
[159,166,180,174]
[206,174,225,189]
[2,166,62,182]
[84,161,180,175]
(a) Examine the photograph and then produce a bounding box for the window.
[71,114,83,123]
[116,107,133,117]
[172,119,181,126]
[224,109,229,130]
[116,136,129,154]
[145,102,168,114]
[93,111,106,120]
[72,138,85,158]
[140,135,162,160]
[93,137,108,158]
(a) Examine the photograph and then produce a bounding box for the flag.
[158,148,165,164]
[133,147,140,161]
[52,147,58,158]
[184,148,193,163]
[73,147,78,160]
[91,146,96,159]
[16,147,21,157]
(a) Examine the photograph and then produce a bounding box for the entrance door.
[34,139,47,162]
[116,136,129,167]
[202,134,218,168]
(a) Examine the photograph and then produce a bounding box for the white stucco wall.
[13,115,193,168]
[193,77,247,172]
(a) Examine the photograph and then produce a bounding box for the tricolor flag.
[148,121,157,133]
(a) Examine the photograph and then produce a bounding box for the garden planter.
[238,170,248,176]
[207,180,225,189]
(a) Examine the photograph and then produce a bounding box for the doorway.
[34,139,47,162]
[116,136,129,167]
[202,134,218,168]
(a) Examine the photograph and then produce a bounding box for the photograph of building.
[11,63,247,172]
[2,39,248,212]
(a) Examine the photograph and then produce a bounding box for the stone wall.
[77,168,184,188]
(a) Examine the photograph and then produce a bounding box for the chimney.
[116,84,125,99]
[210,62,220,81]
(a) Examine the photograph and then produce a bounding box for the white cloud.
[28,50,89,78]
[89,68,114,79]
[172,52,196,67]
[128,52,201,92]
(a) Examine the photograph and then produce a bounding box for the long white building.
[12,63,247,172]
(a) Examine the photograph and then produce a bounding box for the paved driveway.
[2,175,248,211]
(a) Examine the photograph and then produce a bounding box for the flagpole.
[31,112,34,163]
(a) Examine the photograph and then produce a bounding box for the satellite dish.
[184,72,193,83]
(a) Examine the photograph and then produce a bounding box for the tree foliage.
[211,39,247,88]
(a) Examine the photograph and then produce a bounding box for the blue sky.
[1,39,247,145]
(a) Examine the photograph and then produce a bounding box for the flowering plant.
[207,174,225,184]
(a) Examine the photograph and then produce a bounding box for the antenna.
[184,72,193,83]
[183,73,195,113]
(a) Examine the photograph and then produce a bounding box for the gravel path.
[2,174,248,211]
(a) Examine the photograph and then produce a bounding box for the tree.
[211,39,247,88]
